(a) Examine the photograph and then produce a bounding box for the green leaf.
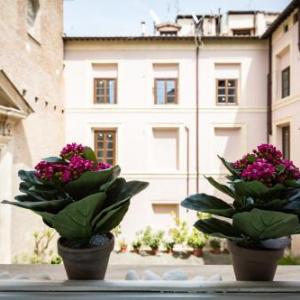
[82,147,97,163]
[99,166,122,192]
[181,193,234,217]
[42,157,65,163]
[285,180,300,188]
[217,155,239,178]
[52,192,107,241]
[92,180,149,228]
[194,218,243,240]
[2,198,72,213]
[93,201,130,233]
[63,166,119,200]
[34,211,56,228]
[234,181,285,200]
[233,209,300,240]
[205,176,236,199]
[18,170,42,185]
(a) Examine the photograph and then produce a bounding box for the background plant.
[182,144,300,248]
[169,214,189,246]
[187,228,207,249]
[4,143,149,247]
[141,226,164,250]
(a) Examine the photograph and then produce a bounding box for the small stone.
[13,274,30,280]
[0,272,10,279]
[89,234,110,247]
[162,269,188,281]
[35,273,51,280]
[143,270,162,280]
[207,274,222,282]
[191,275,205,281]
[125,270,139,280]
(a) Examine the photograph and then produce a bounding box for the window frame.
[94,128,117,165]
[232,29,252,36]
[216,79,238,105]
[154,78,178,105]
[282,125,290,160]
[94,78,117,104]
[281,66,290,99]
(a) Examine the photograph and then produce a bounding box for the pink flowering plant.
[3,143,148,247]
[182,144,300,248]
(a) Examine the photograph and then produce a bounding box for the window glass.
[216,79,237,104]
[95,130,116,165]
[94,79,116,104]
[155,79,177,104]
[282,67,290,99]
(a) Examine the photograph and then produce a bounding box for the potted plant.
[131,231,143,254]
[163,237,176,254]
[182,144,300,281]
[3,143,148,280]
[169,216,188,253]
[142,226,164,255]
[187,228,206,257]
[209,238,221,255]
[118,238,128,253]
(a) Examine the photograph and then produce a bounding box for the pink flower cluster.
[233,144,300,186]
[35,143,111,184]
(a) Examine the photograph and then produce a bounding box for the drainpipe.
[267,36,273,142]
[185,127,190,196]
[195,45,200,193]
[298,2,300,51]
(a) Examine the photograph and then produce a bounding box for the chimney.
[141,21,146,36]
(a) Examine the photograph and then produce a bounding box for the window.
[94,129,116,165]
[216,79,237,104]
[294,13,299,24]
[152,203,179,228]
[284,24,289,33]
[281,67,290,98]
[232,29,252,36]
[27,0,39,28]
[155,79,177,104]
[282,125,290,159]
[94,79,117,104]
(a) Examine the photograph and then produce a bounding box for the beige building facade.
[0,0,64,262]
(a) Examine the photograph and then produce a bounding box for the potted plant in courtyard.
[187,228,207,257]
[182,144,300,281]
[118,238,128,253]
[131,231,143,254]
[3,143,148,280]
[209,238,221,255]
[142,226,164,255]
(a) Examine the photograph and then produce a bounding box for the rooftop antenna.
[150,9,161,25]
[192,13,204,46]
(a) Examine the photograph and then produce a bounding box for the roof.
[262,0,299,38]
[63,35,261,42]
[227,10,280,15]
[176,14,217,20]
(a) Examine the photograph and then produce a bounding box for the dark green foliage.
[182,156,300,247]
[4,165,148,245]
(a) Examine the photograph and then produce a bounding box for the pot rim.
[58,232,114,254]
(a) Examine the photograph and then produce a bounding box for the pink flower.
[60,143,85,160]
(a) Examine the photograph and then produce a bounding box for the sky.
[64,0,291,36]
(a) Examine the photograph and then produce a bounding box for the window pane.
[218,88,226,95]
[108,80,115,104]
[282,67,290,98]
[228,88,236,95]
[106,150,113,158]
[227,80,236,87]
[97,151,103,158]
[228,96,236,103]
[217,96,226,103]
[156,80,165,104]
[218,80,225,87]
[166,80,176,103]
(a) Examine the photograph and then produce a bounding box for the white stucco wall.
[64,39,268,241]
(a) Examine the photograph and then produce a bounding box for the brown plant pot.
[210,248,221,255]
[57,233,114,280]
[119,246,127,253]
[227,240,284,281]
[131,247,140,254]
[192,248,203,257]
[147,248,158,255]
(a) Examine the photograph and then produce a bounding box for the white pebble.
[191,275,205,281]
[13,274,30,280]
[125,270,139,280]
[143,270,162,280]
[35,273,51,280]
[162,269,188,281]
[0,272,10,279]
[207,274,222,282]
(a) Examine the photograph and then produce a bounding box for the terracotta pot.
[210,248,221,255]
[227,240,284,281]
[192,248,203,257]
[131,247,140,254]
[57,233,114,280]
[119,246,127,253]
[147,248,158,255]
